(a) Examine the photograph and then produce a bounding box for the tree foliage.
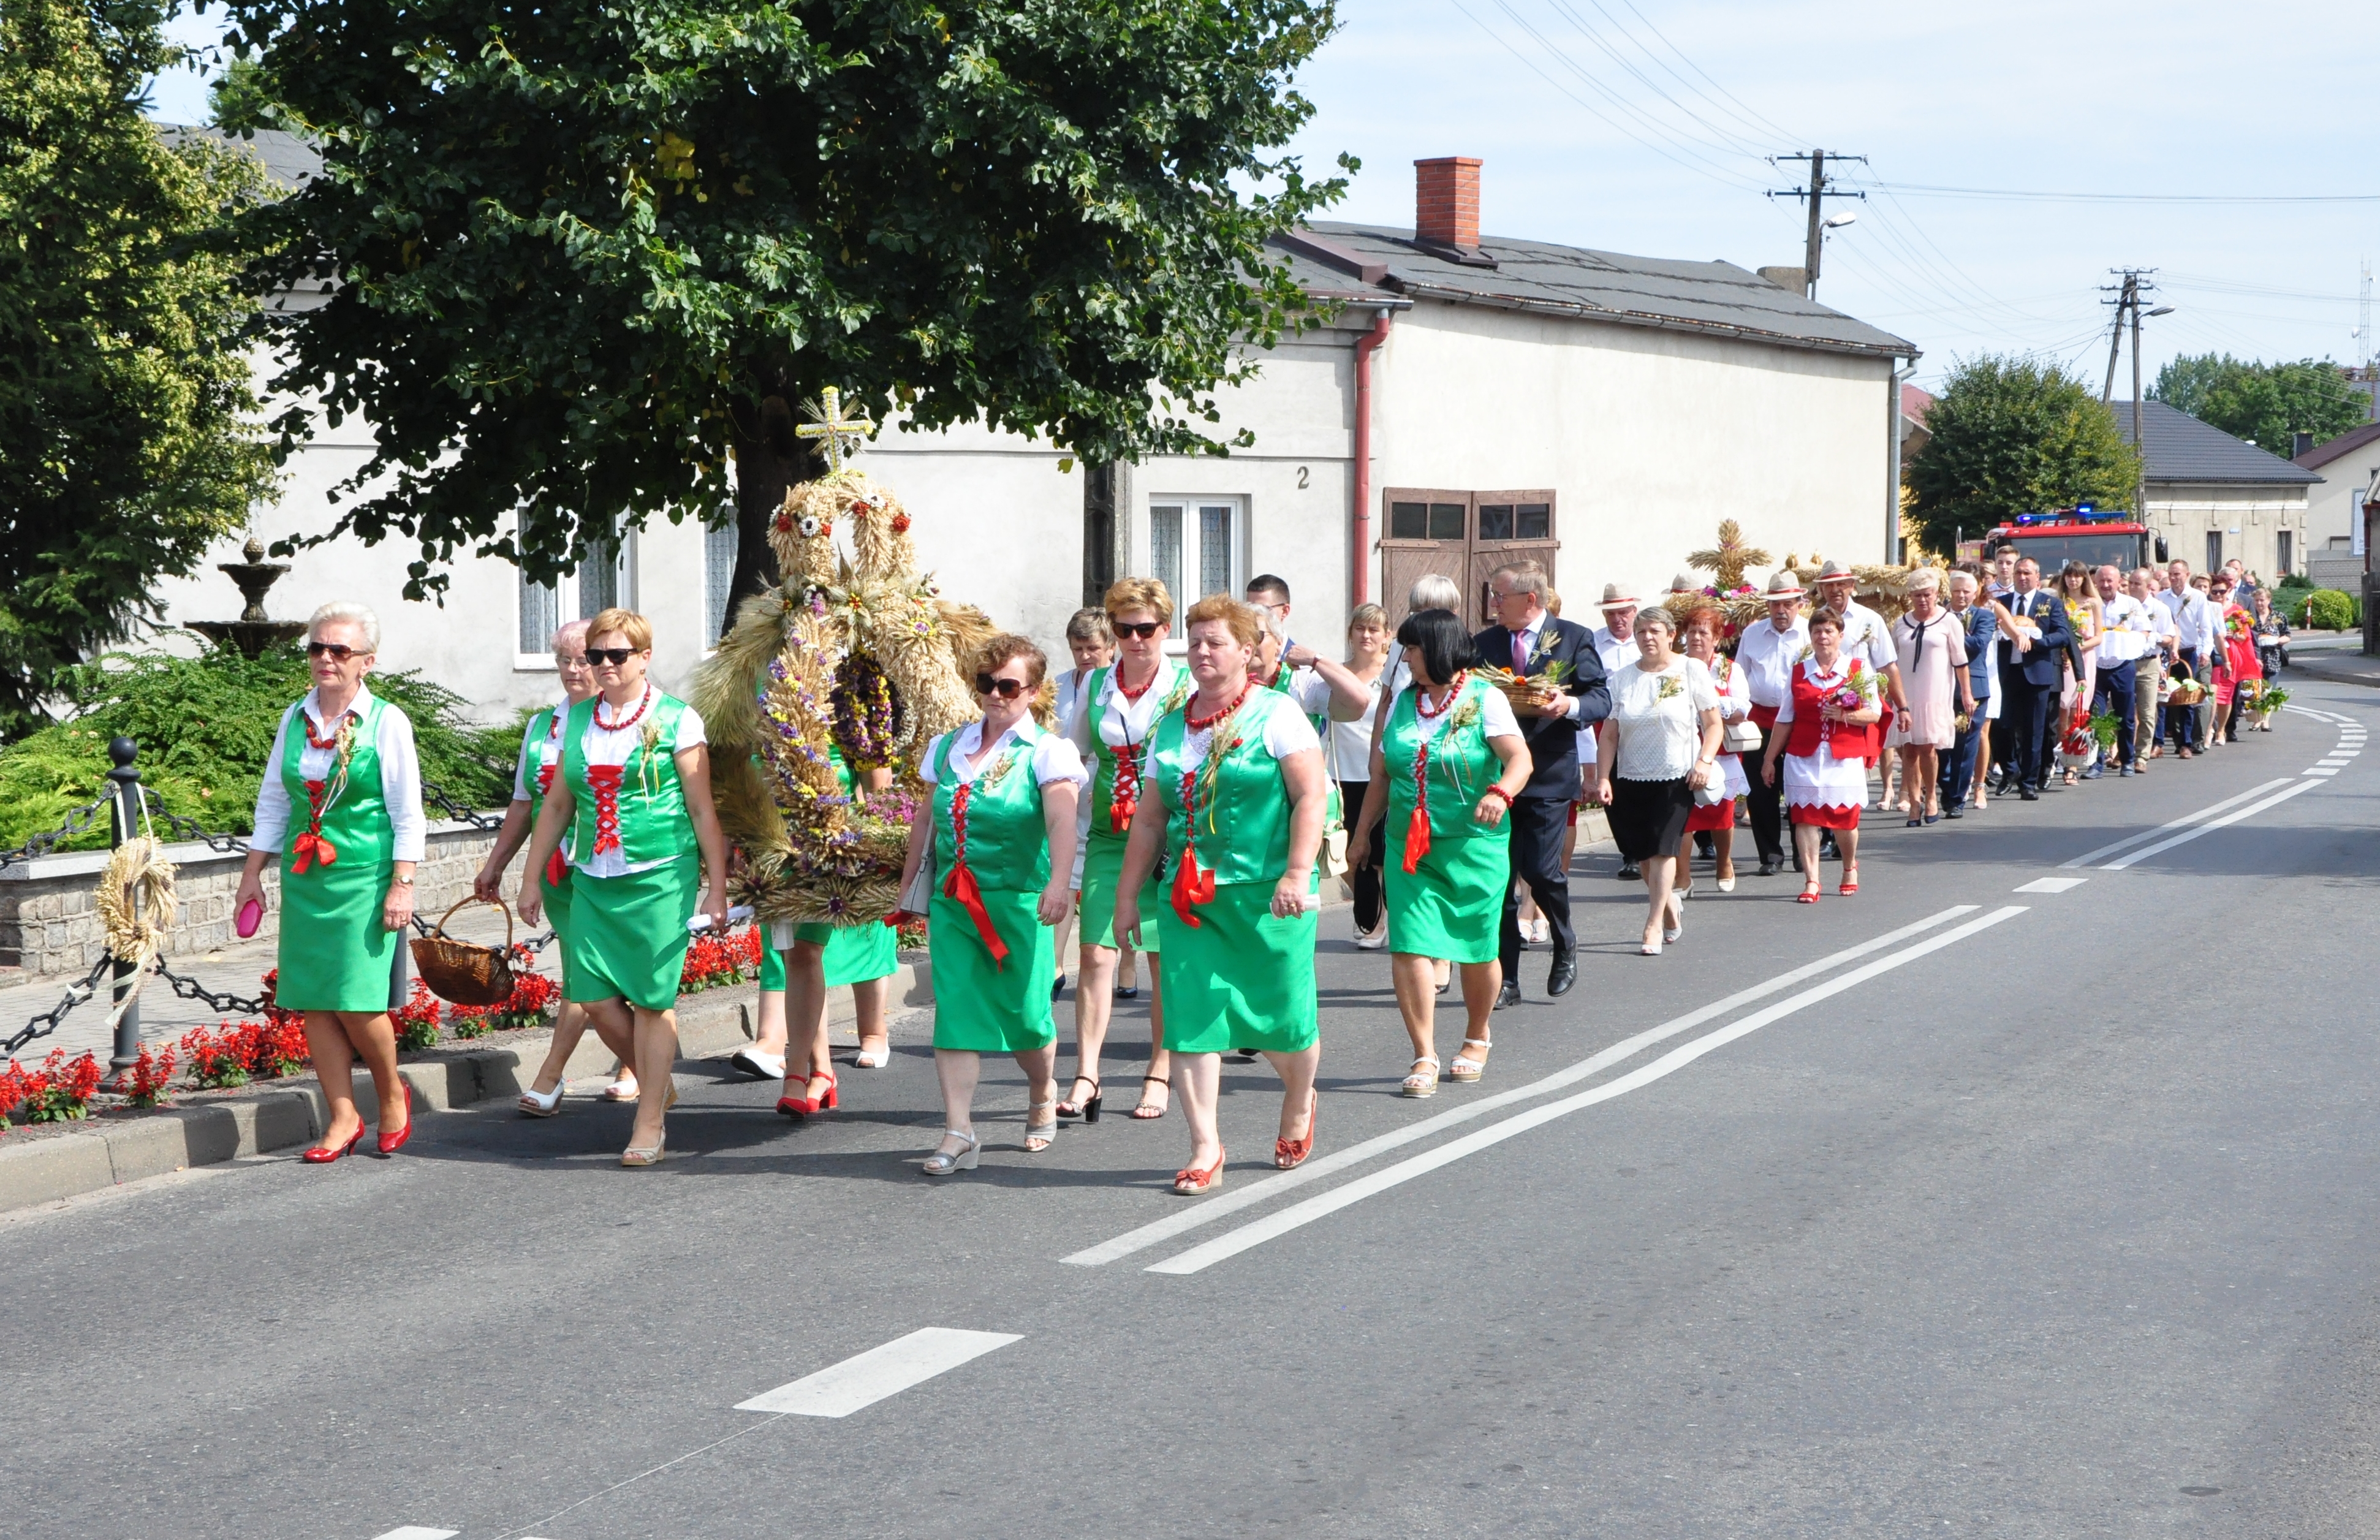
[1904,355,2142,558]
[217,0,1349,609]
[0,0,278,738]
[2151,353,2368,455]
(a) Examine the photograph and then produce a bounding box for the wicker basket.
[408,895,517,1007]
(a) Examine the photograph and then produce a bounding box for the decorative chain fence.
[0,794,116,874]
[3,958,113,1058]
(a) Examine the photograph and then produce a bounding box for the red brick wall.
[1415,156,1482,248]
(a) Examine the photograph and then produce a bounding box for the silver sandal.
[922,1130,980,1176]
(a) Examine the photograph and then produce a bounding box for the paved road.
[3,686,2374,1539]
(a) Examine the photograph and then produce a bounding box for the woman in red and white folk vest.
[1759,607,1884,903]
[519,608,732,1166]
[1675,605,1751,895]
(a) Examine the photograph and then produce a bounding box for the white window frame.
[1139,494,1248,639]
[515,521,639,670]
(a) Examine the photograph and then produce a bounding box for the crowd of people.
[243,547,2292,1186]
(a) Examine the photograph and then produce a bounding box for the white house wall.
[1373,302,1893,598]
[2143,483,2313,579]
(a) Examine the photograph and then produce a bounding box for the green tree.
[218,0,1348,613]
[2150,352,2367,454]
[1905,355,2142,557]
[0,0,277,738]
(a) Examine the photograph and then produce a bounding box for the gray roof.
[2112,400,2322,486]
[159,126,320,191]
[2294,419,2380,471]
[1271,221,1916,360]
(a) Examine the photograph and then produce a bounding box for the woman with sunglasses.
[1113,595,1330,1194]
[233,602,428,1163]
[519,608,732,1167]
[898,635,1086,1175]
[471,618,623,1115]
[1059,578,1188,1125]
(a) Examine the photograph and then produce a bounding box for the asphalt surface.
[2,679,2374,1540]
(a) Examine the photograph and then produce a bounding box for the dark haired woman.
[1349,608,1529,1095]
[896,635,1086,1176]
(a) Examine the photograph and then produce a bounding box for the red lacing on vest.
[942,781,1010,969]
[291,779,337,873]
[585,764,627,854]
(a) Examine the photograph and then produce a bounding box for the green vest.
[278,693,393,873]
[562,692,697,865]
[932,723,1053,892]
[1381,675,1508,845]
[1082,659,1188,843]
[1148,688,1299,886]
[520,704,563,823]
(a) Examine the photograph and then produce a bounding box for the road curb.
[0,956,930,1216]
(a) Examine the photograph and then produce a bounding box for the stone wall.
[0,822,499,977]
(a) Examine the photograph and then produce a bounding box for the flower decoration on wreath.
[692,390,994,928]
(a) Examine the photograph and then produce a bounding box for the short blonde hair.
[586,607,653,651]
[306,601,381,654]
[1347,603,1389,635]
[1182,593,1260,650]
[972,632,1048,688]
[1103,576,1176,628]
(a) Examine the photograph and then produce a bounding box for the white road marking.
[2102,779,2321,869]
[1144,906,2029,1276]
[2060,779,2295,868]
[1063,906,1981,1267]
[735,1328,1021,1417]
[2015,877,2087,893]
[2305,768,2340,777]
[372,1529,459,1540]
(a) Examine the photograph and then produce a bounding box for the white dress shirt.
[510,699,573,802]
[2097,595,2149,666]
[921,719,1090,788]
[252,685,429,861]
[2157,586,2219,653]
[1588,623,1641,677]
[1735,618,1811,709]
[1835,598,1898,676]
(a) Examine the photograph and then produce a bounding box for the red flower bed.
[391,980,444,1051]
[122,1042,178,1108]
[448,946,560,1037]
[180,1022,255,1089]
[680,925,763,993]
[1,1049,105,1123]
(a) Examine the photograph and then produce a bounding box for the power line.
[1873,182,2380,205]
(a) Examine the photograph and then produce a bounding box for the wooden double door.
[1379,487,1559,628]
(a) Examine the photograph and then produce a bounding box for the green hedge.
[2303,588,2360,631]
[0,639,515,855]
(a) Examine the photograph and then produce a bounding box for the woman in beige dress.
[1885,571,1974,825]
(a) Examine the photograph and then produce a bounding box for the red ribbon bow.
[1170,846,1217,925]
[1401,806,1431,875]
[290,779,337,873]
[585,764,626,855]
[941,784,1009,968]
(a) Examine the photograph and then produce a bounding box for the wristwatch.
[391,873,414,886]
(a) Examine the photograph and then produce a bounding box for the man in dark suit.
[1991,557,2070,801]
[1473,562,1610,1006]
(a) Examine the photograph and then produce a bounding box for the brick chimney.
[1415,156,1482,250]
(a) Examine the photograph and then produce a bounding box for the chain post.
[105,736,143,1077]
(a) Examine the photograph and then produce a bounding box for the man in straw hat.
[1734,571,1811,876]
[1588,583,1645,879]
[1475,561,1608,1004]
[1811,561,1908,732]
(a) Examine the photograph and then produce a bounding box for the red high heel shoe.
[1275,1090,1319,1170]
[1173,1148,1226,1195]
[1795,881,1822,905]
[302,1122,365,1164]
[377,1084,413,1155]
[775,1068,839,1118]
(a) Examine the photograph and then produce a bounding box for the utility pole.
[1768,151,1866,300]
[2101,273,2136,403]
[2102,268,2161,521]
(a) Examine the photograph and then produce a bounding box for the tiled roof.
[2111,401,2321,485]
[1901,383,1934,422]
[2293,419,2380,471]
[1271,221,1916,360]
[159,126,321,191]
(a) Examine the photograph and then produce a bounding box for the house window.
[2205,531,2224,575]
[515,517,637,665]
[704,516,739,640]
[1143,496,1245,634]
[2276,529,2293,577]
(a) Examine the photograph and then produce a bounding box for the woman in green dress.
[1060,577,1186,1125]
[233,602,428,1163]
[1113,595,1330,1194]
[471,618,614,1115]
[1347,609,1531,1099]
[520,607,732,1167]
[896,635,1085,1176]
[749,746,902,1115]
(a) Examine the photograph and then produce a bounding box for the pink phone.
[235,898,263,938]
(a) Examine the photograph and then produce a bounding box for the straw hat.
[1815,559,1857,585]
[1597,583,1639,611]
[1762,571,1805,601]
[1669,572,1699,593]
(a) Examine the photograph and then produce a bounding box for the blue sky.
[147,0,2379,393]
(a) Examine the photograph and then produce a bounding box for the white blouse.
[1603,658,1721,782]
[251,685,428,862]
[920,720,1089,788]
[510,699,574,802]
[1295,668,1389,782]
[573,686,708,879]
[1183,698,1322,764]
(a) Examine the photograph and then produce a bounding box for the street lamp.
[1822,212,1859,229]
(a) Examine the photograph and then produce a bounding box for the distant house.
[150,143,1917,717]
[2112,401,2319,579]
[2292,422,2380,590]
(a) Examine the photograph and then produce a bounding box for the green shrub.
[2305,588,2357,631]
[0,635,512,854]
[2276,572,2315,592]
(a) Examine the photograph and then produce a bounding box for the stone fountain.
[188,537,308,658]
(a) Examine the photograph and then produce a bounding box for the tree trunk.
[726,391,805,633]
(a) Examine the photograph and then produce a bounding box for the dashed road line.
[2015,876,2088,893]
[736,1328,1021,1417]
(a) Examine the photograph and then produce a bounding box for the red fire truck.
[1981,506,2166,573]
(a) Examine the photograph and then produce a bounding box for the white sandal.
[1401,1056,1441,1098]
[1447,1040,1491,1084]
[852,1040,891,1069]
[517,1080,564,1117]
[922,1130,980,1176]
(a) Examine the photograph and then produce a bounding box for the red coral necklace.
[594,686,652,734]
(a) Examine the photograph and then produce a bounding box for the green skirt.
[564,856,701,1012]
[1154,879,1318,1055]
[276,853,400,1014]
[1076,836,1159,954]
[1385,830,1509,965]
[770,920,898,989]
[929,888,1055,1052]
[544,868,577,998]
